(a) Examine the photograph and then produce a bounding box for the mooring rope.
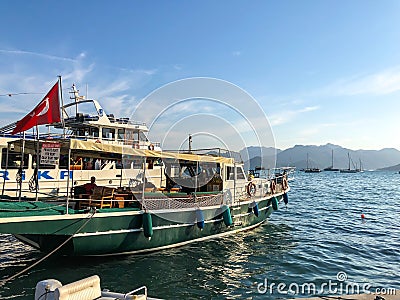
[0,209,96,285]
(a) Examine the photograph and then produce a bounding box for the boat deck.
[0,201,140,218]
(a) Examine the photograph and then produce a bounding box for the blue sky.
[1,1,400,151]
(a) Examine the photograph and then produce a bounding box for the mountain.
[241,143,400,171]
[240,146,280,170]
[376,163,400,172]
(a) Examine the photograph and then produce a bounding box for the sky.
[1,1,400,151]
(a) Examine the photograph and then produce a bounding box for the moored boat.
[304,153,321,173]
[323,150,339,171]
[0,80,294,256]
[340,152,362,173]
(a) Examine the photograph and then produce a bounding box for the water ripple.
[0,171,399,299]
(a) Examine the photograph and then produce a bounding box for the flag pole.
[18,132,26,201]
[1,145,9,197]
[35,125,40,201]
[58,76,66,139]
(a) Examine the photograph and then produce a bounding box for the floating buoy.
[143,212,153,239]
[252,202,259,217]
[272,197,279,211]
[196,209,205,229]
[283,193,289,205]
[361,214,365,219]
[222,205,233,226]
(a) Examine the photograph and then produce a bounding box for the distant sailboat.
[340,152,361,173]
[304,153,321,173]
[324,149,339,171]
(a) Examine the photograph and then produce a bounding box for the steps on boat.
[291,291,399,300]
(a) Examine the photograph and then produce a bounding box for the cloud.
[232,51,241,56]
[268,105,320,126]
[317,66,400,96]
[0,49,83,62]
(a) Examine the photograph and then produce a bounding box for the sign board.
[40,142,61,165]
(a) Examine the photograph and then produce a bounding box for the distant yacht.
[324,149,339,171]
[340,152,362,173]
[304,153,321,173]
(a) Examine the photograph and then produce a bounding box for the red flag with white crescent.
[12,81,61,134]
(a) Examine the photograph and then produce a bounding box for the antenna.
[188,134,192,152]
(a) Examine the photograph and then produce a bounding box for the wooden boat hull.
[0,193,285,256]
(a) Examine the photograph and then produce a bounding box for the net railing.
[140,193,224,211]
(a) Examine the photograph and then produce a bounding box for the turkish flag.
[12,82,61,134]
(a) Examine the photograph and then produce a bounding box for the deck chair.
[90,186,114,209]
[79,186,104,209]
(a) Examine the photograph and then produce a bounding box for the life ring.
[282,177,288,190]
[133,143,140,149]
[247,182,256,197]
[148,144,154,151]
[95,139,101,143]
[270,180,276,194]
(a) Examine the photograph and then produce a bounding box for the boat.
[304,153,321,173]
[323,150,339,171]
[35,275,161,300]
[340,152,361,173]
[0,80,294,256]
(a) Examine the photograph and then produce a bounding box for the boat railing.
[165,148,243,162]
[29,133,161,148]
[249,166,295,181]
[140,192,224,210]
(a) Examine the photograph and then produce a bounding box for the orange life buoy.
[247,182,256,197]
[282,177,288,190]
[270,180,276,194]
[148,144,154,151]
[95,139,101,143]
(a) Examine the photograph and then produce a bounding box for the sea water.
[0,171,399,299]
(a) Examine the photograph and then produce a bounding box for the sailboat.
[324,150,339,171]
[340,152,361,173]
[304,153,321,173]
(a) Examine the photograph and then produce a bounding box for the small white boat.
[35,275,161,300]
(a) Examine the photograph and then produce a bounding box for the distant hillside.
[241,143,400,171]
[240,146,279,170]
[376,163,400,172]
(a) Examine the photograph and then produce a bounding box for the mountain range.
[240,143,400,171]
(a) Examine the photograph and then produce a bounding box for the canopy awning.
[8,138,234,164]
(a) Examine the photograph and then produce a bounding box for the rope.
[0,209,96,285]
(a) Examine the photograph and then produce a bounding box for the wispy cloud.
[0,49,83,62]
[232,51,241,57]
[268,105,320,126]
[317,66,400,96]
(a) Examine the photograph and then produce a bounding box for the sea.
[0,171,399,299]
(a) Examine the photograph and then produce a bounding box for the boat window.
[236,167,245,180]
[1,149,29,169]
[117,129,125,141]
[139,131,148,142]
[226,166,234,180]
[102,128,115,140]
[89,127,99,138]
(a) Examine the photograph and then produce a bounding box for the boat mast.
[348,152,351,170]
[331,149,334,168]
[58,76,66,139]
